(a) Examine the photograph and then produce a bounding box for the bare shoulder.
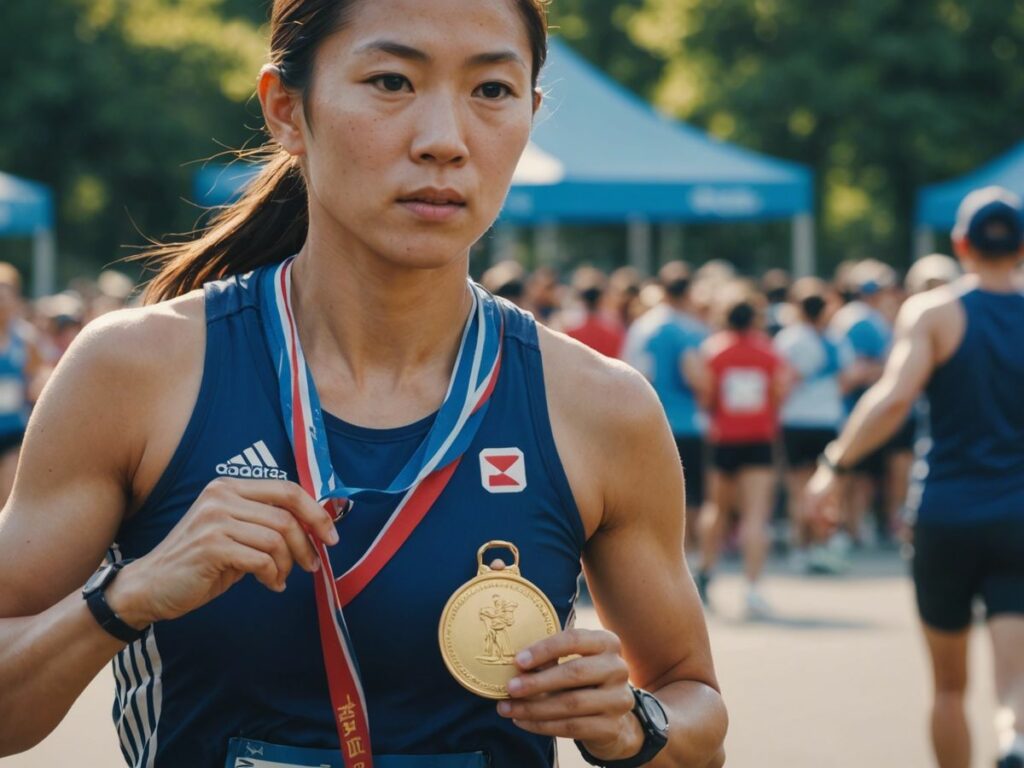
[41,290,207,506]
[67,290,205,371]
[536,324,673,537]
[898,283,963,326]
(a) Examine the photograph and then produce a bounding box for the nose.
[410,89,469,167]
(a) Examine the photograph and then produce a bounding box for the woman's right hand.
[106,478,338,628]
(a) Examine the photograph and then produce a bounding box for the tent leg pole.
[628,217,652,276]
[914,226,936,260]
[659,223,683,266]
[791,214,815,277]
[534,223,559,268]
[32,227,56,298]
[492,224,518,266]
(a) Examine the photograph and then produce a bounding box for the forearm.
[648,680,727,768]
[830,384,913,468]
[0,590,126,755]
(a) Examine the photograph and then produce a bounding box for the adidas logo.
[215,440,288,480]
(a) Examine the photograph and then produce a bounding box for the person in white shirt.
[775,278,855,572]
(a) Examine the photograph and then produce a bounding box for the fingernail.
[276,582,287,593]
[507,677,523,694]
[311,556,321,572]
[497,701,512,716]
[515,650,532,667]
[327,528,339,545]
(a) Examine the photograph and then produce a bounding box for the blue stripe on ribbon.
[258,259,503,505]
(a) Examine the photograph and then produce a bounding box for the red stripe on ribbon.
[336,457,461,607]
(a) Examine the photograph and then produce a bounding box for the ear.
[532,86,543,116]
[258,65,307,156]
[951,234,971,263]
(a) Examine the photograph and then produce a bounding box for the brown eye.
[476,82,512,100]
[371,74,411,93]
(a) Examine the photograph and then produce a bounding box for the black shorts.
[711,442,774,475]
[887,416,916,453]
[913,517,1024,631]
[854,418,917,475]
[674,436,705,508]
[782,427,836,469]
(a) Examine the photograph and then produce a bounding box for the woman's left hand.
[497,628,644,761]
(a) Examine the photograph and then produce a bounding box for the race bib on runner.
[722,368,768,413]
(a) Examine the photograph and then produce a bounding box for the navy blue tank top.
[919,285,1024,525]
[107,271,585,768]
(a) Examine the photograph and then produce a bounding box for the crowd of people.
[482,246,969,617]
[0,248,974,614]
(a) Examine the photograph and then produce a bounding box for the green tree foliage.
[0,0,266,278]
[548,0,663,99]
[632,0,1024,270]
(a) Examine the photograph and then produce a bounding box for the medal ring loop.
[477,540,520,575]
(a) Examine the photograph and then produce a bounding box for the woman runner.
[0,2,726,767]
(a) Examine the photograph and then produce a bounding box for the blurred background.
[3,0,1024,286]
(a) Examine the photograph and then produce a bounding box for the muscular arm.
[586,367,726,767]
[827,296,947,468]
[540,332,726,767]
[0,302,200,755]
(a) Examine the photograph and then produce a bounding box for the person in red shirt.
[562,266,626,358]
[691,281,790,618]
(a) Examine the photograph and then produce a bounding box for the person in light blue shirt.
[625,262,708,543]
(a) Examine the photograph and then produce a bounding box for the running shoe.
[745,588,773,620]
[807,545,849,575]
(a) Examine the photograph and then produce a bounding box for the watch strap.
[820,442,852,475]
[83,559,148,644]
[575,687,669,768]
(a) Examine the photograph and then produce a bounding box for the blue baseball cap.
[954,186,1024,255]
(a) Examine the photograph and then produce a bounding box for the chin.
[373,234,476,271]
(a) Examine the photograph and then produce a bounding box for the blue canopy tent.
[195,39,815,274]
[506,39,814,273]
[914,140,1024,257]
[0,172,56,296]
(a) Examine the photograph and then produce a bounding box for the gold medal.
[439,540,560,699]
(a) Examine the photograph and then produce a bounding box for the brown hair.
[141,0,550,303]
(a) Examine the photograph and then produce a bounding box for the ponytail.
[139,149,308,304]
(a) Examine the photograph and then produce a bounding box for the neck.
[289,238,473,392]
[969,256,1022,293]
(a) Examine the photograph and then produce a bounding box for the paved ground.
[3,551,1000,767]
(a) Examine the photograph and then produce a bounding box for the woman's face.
[286,0,537,270]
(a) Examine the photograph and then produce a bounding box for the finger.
[225,520,295,589]
[516,628,620,671]
[231,497,320,573]
[508,653,628,699]
[216,478,338,545]
[221,541,284,593]
[511,715,622,744]
[498,682,633,722]
[488,559,507,570]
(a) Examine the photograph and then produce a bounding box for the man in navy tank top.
[0,2,727,767]
[808,186,1024,768]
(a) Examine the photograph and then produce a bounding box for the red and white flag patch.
[479,447,527,493]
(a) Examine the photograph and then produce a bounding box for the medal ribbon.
[259,257,504,768]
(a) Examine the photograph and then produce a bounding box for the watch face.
[641,693,670,732]
[84,564,114,594]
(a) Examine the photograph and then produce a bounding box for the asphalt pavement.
[3,551,999,767]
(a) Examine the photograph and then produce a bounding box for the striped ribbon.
[259,258,504,767]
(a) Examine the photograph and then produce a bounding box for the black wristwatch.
[82,559,149,643]
[576,686,670,767]
[819,442,852,475]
